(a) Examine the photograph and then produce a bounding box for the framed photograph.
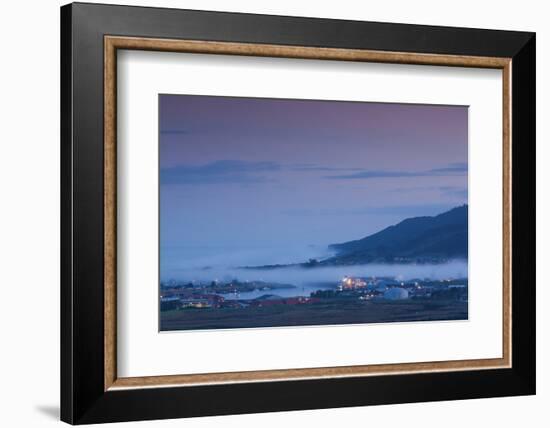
[60,2,535,424]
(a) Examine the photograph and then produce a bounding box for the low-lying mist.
[161,243,467,286]
[164,261,468,286]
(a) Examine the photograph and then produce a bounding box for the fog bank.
[164,261,468,285]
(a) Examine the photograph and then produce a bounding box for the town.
[160,276,468,312]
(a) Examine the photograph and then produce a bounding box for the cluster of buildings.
[335,276,468,301]
[160,293,225,311]
[160,276,468,312]
[160,292,319,312]
[338,276,367,290]
[337,276,410,299]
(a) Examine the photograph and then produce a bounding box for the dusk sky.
[159,94,467,273]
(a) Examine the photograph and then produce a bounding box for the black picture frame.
[61,2,535,424]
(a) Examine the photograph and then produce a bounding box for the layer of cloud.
[290,163,362,172]
[160,129,191,135]
[161,160,468,186]
[282,203,457,218]
[161,160,281,185]
[430,162,468,173]
[324,162,468,180]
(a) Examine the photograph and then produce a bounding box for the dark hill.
[324,205,468,265]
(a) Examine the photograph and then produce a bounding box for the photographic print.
[159,94,468,331]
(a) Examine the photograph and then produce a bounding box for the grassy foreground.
[160,299,467,331]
